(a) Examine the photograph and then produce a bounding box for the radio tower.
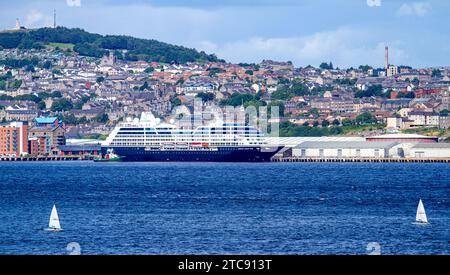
[53,9,56,28]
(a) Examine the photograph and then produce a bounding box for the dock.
[0,156,95,162]
[271,157,450,163]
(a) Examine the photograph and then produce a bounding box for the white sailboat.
[414,199,428,224]
[46,204,63,231]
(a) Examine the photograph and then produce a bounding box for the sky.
[0,0,449,68]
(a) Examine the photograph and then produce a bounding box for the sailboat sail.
[415,199,428,223]
[49,205,61,230]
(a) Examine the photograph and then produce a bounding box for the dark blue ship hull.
[101,146,283,162]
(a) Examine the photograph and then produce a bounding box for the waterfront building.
[59,144,101,156]
[366,133,438,143]
[291,140,450,159]
[0,122,28,156]
[28,136,48,155]
[409,143,450,158]
[292,141,400,158]
[29,117,66,155]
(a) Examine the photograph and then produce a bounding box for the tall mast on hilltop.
[53,9,56,28]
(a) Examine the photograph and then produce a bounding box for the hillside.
[0,27,222,63]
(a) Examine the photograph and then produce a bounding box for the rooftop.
[412,143,450,149]
[35,117,58,124]
[367,133,437,139]
[294,141,400,149]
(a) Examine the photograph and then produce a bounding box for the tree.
[96,76,105,83]
[78,116,88,124]
[42,60,52,70]
[319,62,333,70]
[355,84,383,98]
[321,120,330,127]
[342,118,353,126]
[359,65,372,72]
[440,109,449,115]
[335,78,357,86]
[37,101,46,110]
[303,122,309,127]
[74,42,106,58]
[139,81,149,91]
[25,65,35,73]
[196,92,215,102]
[61,113,78,125]
[96,113,109,123]
[355,112,377,125]
[245,70,254,76]
[309,108,319,117]
[171,97,182,107]
[51,98,73,112]
[332,119,340,126]
[271,85,292,100]
[52,91,62,98]
[74,95,91,109]
[431,69,442,78]
[144,67,155,73]
[396,92,415,99]
[313,121,320,127]
[220,93,255,107]
[207,67,225,77]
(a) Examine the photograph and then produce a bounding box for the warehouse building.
[292,141,400,158]
[409,143,450,158]
[366,133,438,143]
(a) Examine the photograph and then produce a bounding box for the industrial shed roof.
[294,141,400,149]
[411,143,450,149]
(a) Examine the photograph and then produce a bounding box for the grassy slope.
[46,42,75,50]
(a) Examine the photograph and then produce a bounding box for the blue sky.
[0,0,449,68]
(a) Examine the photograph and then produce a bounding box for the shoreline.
[1,156,449,163]
[272,157,450,163]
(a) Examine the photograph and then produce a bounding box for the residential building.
[408,111,440,127]
[28,136,47,155]
[387,65,399,77]
[0,121,28,156]
[29,117,66,154]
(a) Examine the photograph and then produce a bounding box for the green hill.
[0,27,222,63]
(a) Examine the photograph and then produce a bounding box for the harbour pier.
[271,157,450,163]
[0,156,94,162]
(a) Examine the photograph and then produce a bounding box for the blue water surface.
[0,162,448,255]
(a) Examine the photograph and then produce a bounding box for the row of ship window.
[117,132,260,136]
[110,143,259,146]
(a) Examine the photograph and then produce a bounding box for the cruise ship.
[101,112,283,162]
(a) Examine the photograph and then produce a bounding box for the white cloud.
[366,0,382,7]
[196,28,408,68]
[66,0,81,7]
[25,10,53,28]
[397,2,431,17]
